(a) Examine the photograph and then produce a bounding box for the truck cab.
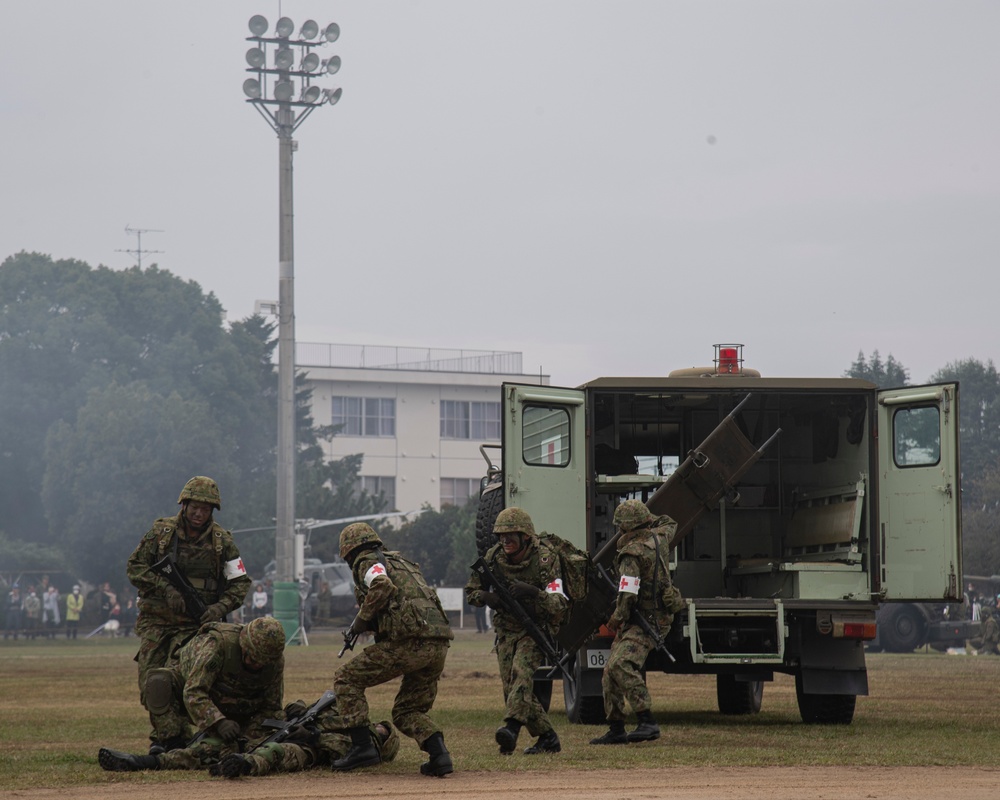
[476,345,962,724]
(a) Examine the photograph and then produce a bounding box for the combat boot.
[627,710,660,742]
[524,730,561,754]
[331,726,381,771]
[148,735,187,755]
[494,719,522,755]
[419,731,454,777]
[210,753,253,778]
[589,720,628,745]
[99,748,160,772]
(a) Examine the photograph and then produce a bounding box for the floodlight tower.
[243,14,342,584]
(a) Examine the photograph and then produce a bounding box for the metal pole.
[275,106,296,583]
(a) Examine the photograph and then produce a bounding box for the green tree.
[380,501,477,586]
[844,350,910,388]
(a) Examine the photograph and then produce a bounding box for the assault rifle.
[471,556,573,681]
[596,564,675,664]
[151,555,208,621]
[337,614,364,659]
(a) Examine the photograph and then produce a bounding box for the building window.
[440,400,500,440]
[441,477,478,507]
[358,476,396,510]
[333,397,395,437]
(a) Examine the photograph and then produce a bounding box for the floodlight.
[301,85,321,104]
[242,78,262,99]
[323,55,342,75]
[274,80,294,101]
[322,87,343,106]
[248,15,268,36]
[275,46,294,70]
[323,22,340,42]
[245,47,265,69]
[301,52,320,73]
[275,16,295,38]
[300,19,319,40]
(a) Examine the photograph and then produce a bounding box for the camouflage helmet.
[177,476,221,510]
[375,719,400,762]
[493,507,536,538]
[613,499,656,532]
[339,522,383,562]
[239,617,285,664]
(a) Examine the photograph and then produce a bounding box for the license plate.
[586,649,611,669]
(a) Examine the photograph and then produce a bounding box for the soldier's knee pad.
[145,669,177,715]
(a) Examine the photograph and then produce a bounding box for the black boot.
[494,719,522,755]
[589,720,628,745]
[627,710,660,742]
[331,726,381,771]
[524,730,561,754]
[419,731,454,777]
[209,753,253,779]
[149,735,187,755]
[99,748,160,772]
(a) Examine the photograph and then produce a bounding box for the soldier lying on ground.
[98,616,285,771]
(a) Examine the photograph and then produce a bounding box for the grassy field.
[1,628,997,789]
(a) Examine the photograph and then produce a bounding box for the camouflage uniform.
[333,523,454,774]
[466,515,568,745]
[593,500,682,744]
[972,607,1000,655]
[126,477,251,742]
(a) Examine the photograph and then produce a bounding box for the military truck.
[475,344,962,724]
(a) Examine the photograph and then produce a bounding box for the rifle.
[337,614,363,659]
[251,689,338,750]
[596,564,675,663]
[151,555,209,621]
[471,556,573,681]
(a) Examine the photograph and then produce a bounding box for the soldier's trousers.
[333,637,449,747]
[495,630,553,737]
[602,623,655,722]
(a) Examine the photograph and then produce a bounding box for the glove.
[200,603,228,624]
[283,700,308,719]
[480,591,501,609]
[283,723,319,747]
[164,585,186,614]
[214,718,241,743]
[212,753,252,779]
[510,580,542,600]
[349,614,372,636]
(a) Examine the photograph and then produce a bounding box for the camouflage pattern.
[127,511,251,718]
[613,499,656,532]
[465,535,568,734]
[339,522,383,562]
[241,719,399,776]
[149,621,284,742]
[333,549,452,747]
[493,507,537,539]
[239,617,285,664]
[602,507,682,722]
[973,609,1000,655]
[177,476,222,509]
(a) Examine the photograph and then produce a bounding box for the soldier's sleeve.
[217,534,252,612]
[465,545,496,607]
[355,554,397,624]
[535,551,569,626]
[125,527,166,598]
[179,635,227,731]
[611,552,641,628]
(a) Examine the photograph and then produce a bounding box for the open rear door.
[502,383,588,552]
[877,383,961,601]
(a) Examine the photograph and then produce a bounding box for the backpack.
[538,531,595,606]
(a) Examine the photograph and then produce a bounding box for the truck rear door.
[502,383,588,551]
[877,383,962,601]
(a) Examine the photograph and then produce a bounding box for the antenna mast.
[116,225,165,268]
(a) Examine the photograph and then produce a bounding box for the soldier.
[98,616,285,772]
[590,499,683,745]
[126,476,252,752]
[970,605,1000,655]
[466,507,568,756]
[331,523,454,777]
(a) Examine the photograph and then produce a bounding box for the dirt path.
[5,767,998,800]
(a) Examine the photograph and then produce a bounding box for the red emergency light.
[714,343,743,374]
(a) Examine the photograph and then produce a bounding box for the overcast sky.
[2,2,997,388]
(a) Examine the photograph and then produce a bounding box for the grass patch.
[0,630,997,787]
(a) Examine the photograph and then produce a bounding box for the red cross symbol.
[546,580,561,592]
[370,564,386,576]
[236,559,245,573]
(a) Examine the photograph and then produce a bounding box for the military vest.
[153,515,228,602]
[355,551,453,641]
[195,622,282,715]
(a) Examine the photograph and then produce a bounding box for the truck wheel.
[562,656,607,725]
[879,605,925,653]
[716,674,763,715]
[534,678,553,712]
[475,479,504,557]
[794,674,856,724]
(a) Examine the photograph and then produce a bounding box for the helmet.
[177,476,221,510]
[239,617,285,664]
[493,507,536,538]
[375,719,400,762]
[339,523,383,562]
[613,499,656,532]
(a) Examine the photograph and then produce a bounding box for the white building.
[299,342,549,512]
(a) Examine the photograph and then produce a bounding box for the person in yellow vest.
[65,585,85,639]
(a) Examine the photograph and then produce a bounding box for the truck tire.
[716,674,763,715]
[562,656,607,725]
[794,673,856,724]
[879,605,925,653]
[475,479,504,557]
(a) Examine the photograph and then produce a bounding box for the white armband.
[618,574,640,595]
